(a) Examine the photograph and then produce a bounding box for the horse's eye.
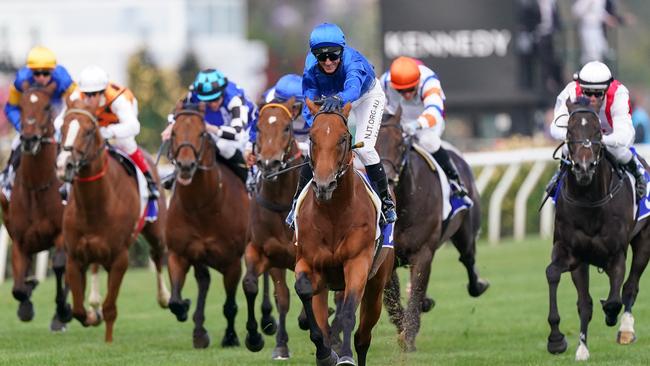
[44,104,51,111]
[284,125,290,134]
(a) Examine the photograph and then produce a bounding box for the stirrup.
[161,174,175,190]
[382,207,397,225]
[449,179,468,197]
[148,183,160,199]
[285,200,297,229]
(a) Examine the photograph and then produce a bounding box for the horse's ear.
[395,105,402,121]
[20,80,30,92]
[341,102,352,118]
[43,81,57,96]
[305,98,319,115]
[284,97,301,119]
[175,99,184,113]
[65,94,74,108]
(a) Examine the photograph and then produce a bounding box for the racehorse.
[546,100,650,360]
[56,99,169,342]
[294,99,394,366]
[165,102,249,349]
[242,99,304,359]
[377,109,489,352]
[0,84,70,330]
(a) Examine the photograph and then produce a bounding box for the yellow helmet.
[26,46,56,70]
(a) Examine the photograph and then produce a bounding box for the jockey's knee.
[416,130,441,153]
[113,137,138,154]
[216,139,238,159]
[606,145,632,164]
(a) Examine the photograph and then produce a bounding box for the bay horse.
[377,109,489,352]
[294,99,394,366]
[56,99,169,342]
[243,99,303,359]
[165,102,248,349]
[546,100,650,360]
[0,84,70,330]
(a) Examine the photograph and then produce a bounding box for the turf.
[1,237,650,365]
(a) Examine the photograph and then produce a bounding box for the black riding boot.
[624,157,647,201]
[225,150,249,184]
[143,170,160,199]
[432,148,468,196]
[161,172,175,190]
[285,163,313,229]
[545,162,569,197]
[365,163,397,224]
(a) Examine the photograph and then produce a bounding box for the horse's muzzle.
[572,163,595,186]
[258,158,282,181]
[176,161,197,186]
[313,179,336,201]
[20,136,41,155]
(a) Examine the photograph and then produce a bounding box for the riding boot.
[128,148,159,199]
[224,150,249,184]
[246,166,259,193]
[59,183,70,204]
[365,163,397,224]
[545,162,568,197]
[624,156,647,201]
[161,172,175,190]
[0,147,21,199]
[285,163,313,229]
[143,171,160,199]
[432,148,468,197]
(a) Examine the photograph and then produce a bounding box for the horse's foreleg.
[66,257,97,328]
[260,271,277,335]
[337,255,371,364]
[546,244,569,354]
[269,267,291,360]
[50,245,72,331]
[602,253,626,327]
[142,226,170,308]
[103,251,129,343]
[11,243,36,321]
[450,225,489,297]
[222,259,241,347]
[329,291,344,354]
[192,263,211,349]
[295,265,337,365]
[167,252,191,322]
[571,263,592,361]
[383,269,404,333]
[87,263,102,310]
[619,231,650,344]
[400,248,433,352]
[243,244,265,352]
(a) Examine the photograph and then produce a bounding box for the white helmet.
[78,65,109,92]
[577,61,613,90]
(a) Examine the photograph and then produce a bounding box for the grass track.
[1,236,650,365]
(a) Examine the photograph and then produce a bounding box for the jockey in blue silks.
[161,68,257,185]
[285,22,397,228]
[1,46,75,198]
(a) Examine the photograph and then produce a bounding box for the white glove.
[403,123,418,136]
[99,126,114,140]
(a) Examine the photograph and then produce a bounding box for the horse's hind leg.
[222,260,241,347]
[546,244,569,354]
[11,243,36,321]
[192,264,211,349]
[400,247,434,352]
[103,251,129,343]
[168,252,191,322]
[260,271,278,335]
[142,224,170,308]
[383,269,405,333]
[50,244,72,331]
[602,253,625,327]
[450,222,489,297]
[269,267,291,360]
[571,263,593,361]
[620,230,650,344]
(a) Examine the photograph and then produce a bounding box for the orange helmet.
[390,56,420,90]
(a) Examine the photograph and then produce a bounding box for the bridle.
[309,109,353,181]
[256,103,303,179]
[565,108,604,175]
[20,91,56,155]
[379,122,412,186]
[61,108,106,182]
[167,109,216,177]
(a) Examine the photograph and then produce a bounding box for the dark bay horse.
[243,99,303,359]
[377,110,489,352]
[294,99,394,366]
[546,100,650,360]
[0,84,70,330]
[56,99,169,342]
[165,102,249,349]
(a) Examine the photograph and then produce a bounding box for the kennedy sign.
[381,0,540,107]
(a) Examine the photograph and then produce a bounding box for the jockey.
[61,65,159,199]
[1,46,75,194]
[380,56,468,197]
[162,68,255,185]
[547,61,646,200]
[246,73,308,167]
[286,22,397,228]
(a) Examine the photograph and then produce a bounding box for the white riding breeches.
[350,79,386,166]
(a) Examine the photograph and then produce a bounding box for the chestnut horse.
[377,110,489,351]
[546,101,650,360]
[0,84,70,330]
[165,102,248,349]
[56,99,169,342]
[243,99,303,359]
[294,100,394,366]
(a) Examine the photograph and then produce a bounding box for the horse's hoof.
[193,329,211,349]
[298,313,309,331]
[261,315,277,335]
[617,330,637,345]
[336,355,356,365]
[468,279,490,298]
[222,330,240,348]
[601,299,622,327]
[271,345,290,360]
[89,309,103,327]
[397,331,416,352]
[169,299,191,322]
[57,303,73,323]
[316,350,338,366]
[50,314,68,332]
[421,297,435,313]
[245,332,264,352]
[17,300,34,322]
[547,334,568,354]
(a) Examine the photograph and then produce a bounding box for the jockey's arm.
[106,95,140,139]
[550,83,573,141]
[417,78,445,129]
[209,96,249,142]
[603,87,635,148]
[4,84,22,132]
[339,67,364,104]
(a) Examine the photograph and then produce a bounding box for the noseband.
[379,122,412,186]
[310,110,353,181]
[257,103,303,179]
[565,108,604,172]
[62,108,105,176]
[20,96,56,155]
[167,109,216,175]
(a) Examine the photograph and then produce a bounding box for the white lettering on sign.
[384,29,512,58]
